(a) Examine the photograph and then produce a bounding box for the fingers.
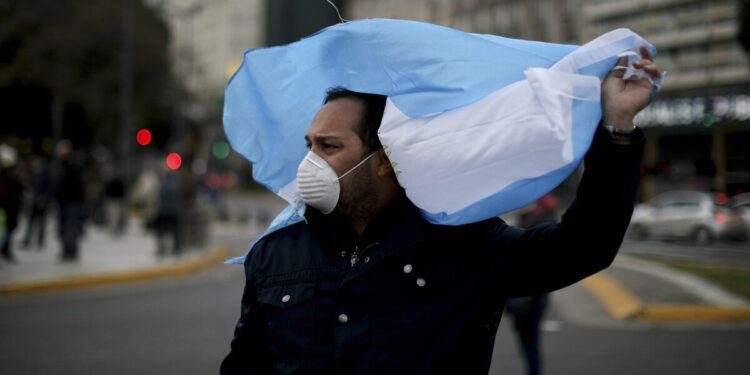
[610,56,628,78]
[615,55,628,67]
[609,46,661,83]
[634,60,661,81]
[638,45,653,61]
[632,46,661,81]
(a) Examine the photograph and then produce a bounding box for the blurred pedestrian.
[22,155,52,249]
[104,168,127,236]
[178,167,199,248]
[156,170,181,256]
[506,193,560,375]
[506,295,549,375]
[54,140,85,261]
[130,165,159,230]
[0,144,22,262]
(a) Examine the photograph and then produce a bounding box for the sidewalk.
[0,217,227,295]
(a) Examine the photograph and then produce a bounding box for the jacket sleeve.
[487,125,645,298]
[220,259,272,374]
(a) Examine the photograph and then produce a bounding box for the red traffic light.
[136,129,152,146]
[166,153,182,170]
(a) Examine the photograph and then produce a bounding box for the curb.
[0,246,229,296]
[580,272,750,322]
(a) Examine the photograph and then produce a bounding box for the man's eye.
[322,144,337,149]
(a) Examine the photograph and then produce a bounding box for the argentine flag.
[223,18,659,263]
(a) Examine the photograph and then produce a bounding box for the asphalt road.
[620,238,750,265]
[492,299,750,374]
[1,227,748,374]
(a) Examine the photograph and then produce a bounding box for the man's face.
[304,97,376,215]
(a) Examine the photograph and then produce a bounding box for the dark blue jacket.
[221,126,644,374]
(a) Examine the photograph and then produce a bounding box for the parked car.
[628,190,746,244]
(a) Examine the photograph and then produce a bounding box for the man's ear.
[374,149,394,178]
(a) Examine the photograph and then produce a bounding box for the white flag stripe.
[379,67,601,215]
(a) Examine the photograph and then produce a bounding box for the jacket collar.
[305,190,425,257]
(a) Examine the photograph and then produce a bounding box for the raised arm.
[488,47,660,297]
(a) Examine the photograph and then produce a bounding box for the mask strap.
[338,152,376,180]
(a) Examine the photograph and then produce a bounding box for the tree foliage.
[741,0,750,54]
[0,0,175,150]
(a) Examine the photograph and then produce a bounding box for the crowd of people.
[0,141,86,262]
[0,141,209,264]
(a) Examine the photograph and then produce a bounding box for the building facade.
[584,0,750,196]
[346,0,750,197]
[346,0,582,43]
[149,0,265,106]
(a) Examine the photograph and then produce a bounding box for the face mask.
[297,151,376,214]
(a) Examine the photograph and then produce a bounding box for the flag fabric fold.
[223,18,659,263]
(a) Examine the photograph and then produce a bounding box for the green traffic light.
[213,141,231,159]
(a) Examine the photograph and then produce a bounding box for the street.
[620,238,750,266]
[2,0,749,373]
[1,225,748,374]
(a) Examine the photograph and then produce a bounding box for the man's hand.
[601,45,661,130]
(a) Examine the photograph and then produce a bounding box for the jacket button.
[338,314,349,324]
[403,264,413,274]
[416,278,426,287]
[281,295,291,303]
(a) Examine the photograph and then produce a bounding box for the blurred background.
[1,1,749,374]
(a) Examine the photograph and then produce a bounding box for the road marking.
[580,271,750,322]
[580,272,643,319]
[638,305,750,322]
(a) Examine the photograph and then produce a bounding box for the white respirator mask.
[296,151,376,214]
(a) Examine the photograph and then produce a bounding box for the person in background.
[22,155,52,250]
[156,170,181,256]
[0,144,22,262]
[104,168,127,236]
[54,140,85,261]
[506,193,560,375]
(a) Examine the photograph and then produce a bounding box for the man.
[54,140,85,261]
[221,48,660,374]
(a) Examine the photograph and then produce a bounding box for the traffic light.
[166,152,182,170]
[212,141,230,159]
[136,129,152,146]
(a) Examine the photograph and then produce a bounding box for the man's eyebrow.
[306,135,341,143]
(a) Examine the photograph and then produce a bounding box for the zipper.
[350,242,379,267]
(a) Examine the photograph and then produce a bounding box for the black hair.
[324,87,386,154]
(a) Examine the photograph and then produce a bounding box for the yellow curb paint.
[0,246,229,296]
[639,305,750,322]
[580,272,643,319]
[580,271,750,322]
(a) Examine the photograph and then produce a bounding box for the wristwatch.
[603,124,636,145]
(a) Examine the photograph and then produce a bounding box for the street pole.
[119,0,134,180]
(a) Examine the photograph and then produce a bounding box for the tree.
[0,0,175,152]
[741,0,750,54]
